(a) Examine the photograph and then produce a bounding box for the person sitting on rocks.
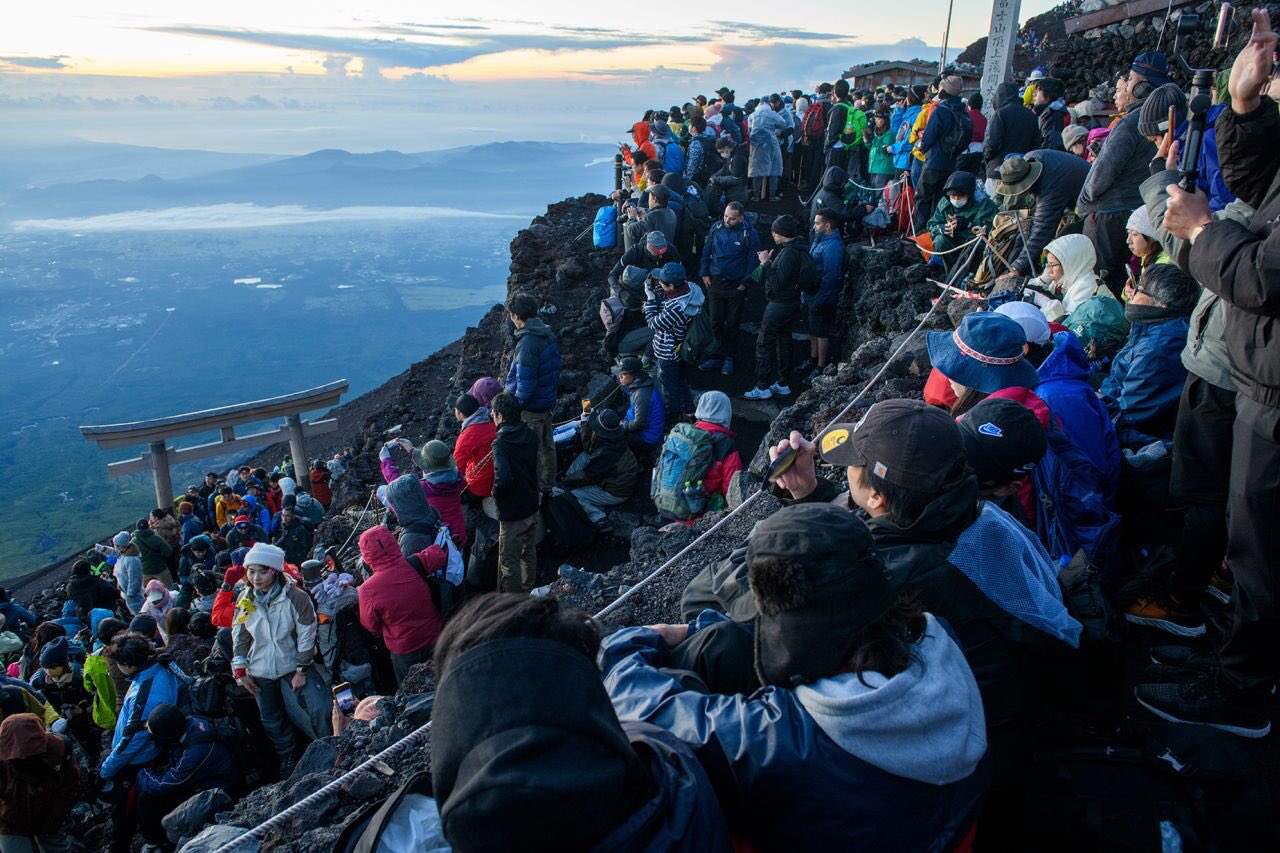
[624,185,679,251]
[926,171,997,270]
[162,608,210,676]
[431,593,733,853]
[617,356,665,464]
[0,713,81,853]
[450,393,498,518]
[270,504,313,567]
[134,703,237,847]
[926,311,1042,418]
[0,589,36,641]
[956,397,1050,528]
[84,616,127,733]
[691,391,744,513]
[564,409,641,535]
[603,503,989,851]
[141,580,175,642]
[357,525,446,685]
[29,636,98,763]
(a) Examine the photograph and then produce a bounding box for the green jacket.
[927,195,998,249]
[867,127,898,176]
[84,650,119,730]
[132,527,172,580]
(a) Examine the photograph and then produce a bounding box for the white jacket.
[231,576,318,681]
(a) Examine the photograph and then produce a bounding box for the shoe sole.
[1124,612,1206,638]
[1134,692,1271,739]
[1205,585,1231,605]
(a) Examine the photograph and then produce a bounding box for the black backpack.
[406,554,460,621]
[940,101,973,159]
[795,247,819,296]
[541,492,597,552]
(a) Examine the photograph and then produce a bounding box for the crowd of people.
[2,9,1279,851]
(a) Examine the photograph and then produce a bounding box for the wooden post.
[980,0,1023,116]
[286,414,309,493]
[148,440,173,509]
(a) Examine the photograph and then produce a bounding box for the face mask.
[949,196,969,209]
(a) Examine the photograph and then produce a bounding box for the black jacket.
[1188,97,1280,408]
[563,430,641,499]
[66,574,119,623]
[709,143,749,207]
[809,166,849,233]
[1034,103,1071,151]
[491,421,540,520]
[1014,149,1091,275]
[760,238,811,304]
[983,82,1040,179]
[824,100,850,151]
[1077,100,1155,215]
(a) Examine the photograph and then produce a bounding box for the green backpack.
[680,301,719,366]
[654,424,715,519]
[1067,294,1129,360]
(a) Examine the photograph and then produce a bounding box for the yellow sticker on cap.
[820,429,850,455]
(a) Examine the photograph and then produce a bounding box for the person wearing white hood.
[602,503,989,851]
[1027,232,1117,323]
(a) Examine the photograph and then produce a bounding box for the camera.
[1172,6,1237,48]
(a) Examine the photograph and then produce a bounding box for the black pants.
[914,168,949,232]
[663,620,760,696]
[824,146,849,173]
[391,644,433,684]
[1218,395,1280,699]
[109,770,139,853]
[1083,210,1131,297]
[657,358,692,426]
[755,301,797,388]
[706,284,744,359]
[1168,374,1235,603]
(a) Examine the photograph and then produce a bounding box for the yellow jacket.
[215,494,242,528]
[909,103,935,162]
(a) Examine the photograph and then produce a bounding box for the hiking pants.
[706,283,744,358]
[755,301,797,388]
[914,168,949,232]
[1168,374,1234,604]
[520,409,556,493]
[657,358,692,425]
[391,644,433,684]
[1083,210,1131,297]
[1,835,72,853]
[498,511,538,593]
[824,146,849,173]
[1218,396,1280,699]
[254,669,332,756]
[571,485,626,525]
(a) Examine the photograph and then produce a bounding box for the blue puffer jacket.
[809,230,844,307]
[1035,332,1122,503]
[101,660,188,779]
[1179,104,1235,212]
[624,376,666,446]
[135,716,238,798]
[1099,315,1190,447]
[919,96,965,173]
[891,104,922,170]
[504,317,561,413]
[602,615,989,852]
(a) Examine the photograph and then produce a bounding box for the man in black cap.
[562,409,641,534]
[957,396,1049,527]
[608,229,682,296]
[995,150,1090,277]
[744,214,810,400]
[135,703,237,844]
[716,87,744,145]
[617,356,665,462]
[603,503,989,850]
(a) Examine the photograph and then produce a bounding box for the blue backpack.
[654,424,715,520]
[592,205,618,249]
[663,142,685,176]
[1033,426,1122,579]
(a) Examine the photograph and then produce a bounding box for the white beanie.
[995,302,1052,345]
[695,390,733,428]
[1126,205,1158,240]
[279,477,297,496]
[244,542,286,572]
[112,531,131,548]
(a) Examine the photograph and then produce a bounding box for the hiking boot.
[698,358,723,371]
[1149,644,1219,672]
[721,357,735,376]
[1142,663,1215,685]
[1205,563,1233,605]
[742,387,773,400]
[1134,678,1272,739]
[768,383,792,396]
[1123,595,1206,638]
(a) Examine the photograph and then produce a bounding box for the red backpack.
[802,101,828,142]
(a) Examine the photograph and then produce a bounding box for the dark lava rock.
[291,738,339,782]
[164,788,233,846]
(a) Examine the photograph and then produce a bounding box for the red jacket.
[357,526,443,656]
[454,419,497,498]
[694,421,743,502]
[309,469,332,507]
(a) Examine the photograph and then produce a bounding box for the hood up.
[0,713,64,762]
[386,474,440,530]
[995,81,1020,110]
[358,525,405,574]
[1036,330,1093,384]
[821,165,847,192]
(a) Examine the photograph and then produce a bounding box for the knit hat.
[995,301,1052,345]
[39,636,70,669]
[939,75,963,96]
[244,542,285,572]
[617,356,646,377]
[178,501,193,515]
[771,214,800,239]
[414,440,456,474]
[112,531,130,549]
[1131,50,1171,87]
[233,515,250,526]
[230,547,250,567]
[192,570,219,596]
[648,185,670,206]
[694,390,733,428]
[620,265,649,291]
[1126,204,1158,240]
[129,613,158,639]
[958,398,1048,485]
[282,494,297,510]
[1061,124,1089,151]
[748,504,894,686]
[454,393,480,418]
[927,312,1040,394]
[279,477,297,496]
[468,377,502,408]
[644,230,669,252]
[146,703,187,742]
[1138,83,1186,137]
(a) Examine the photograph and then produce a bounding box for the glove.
[1122,440,1170,470]
[643,282,657,302]
[222,564,245,589]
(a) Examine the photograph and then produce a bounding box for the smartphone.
[765,444,799,483]
[332,682,356,716]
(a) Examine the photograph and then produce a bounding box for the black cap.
[454,393,480,417]
[146,703,187,742]
[957,398,1047,485]
[715,86,733,97]
[748,504,894,686]
[816,399,964,491]
[617,356,645,376]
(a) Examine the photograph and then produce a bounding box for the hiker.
[804,207,844,381]
[1125,205,1170,277]
[140,580,174,642]
[707,135,749,216]
[431,594,733,852]
[381,438,468,549]
[132,522,173,588]
[617,356,665,463]
[162,609,209,676]
[0,591,35,642]
[995,152,1091,277]
[564,409,640,534]
[230,543,331,775]
[926,312,1042,418]
[357,525,445,684]
[134,703,237,846]
[84,616,127,733]
[643,262,704,424]
[1031,77,1071,150]
[915,76,970,229]
[489,393,540,594]
[699,202,760,376]
[604,503,988,850]
[214,486,241,529]
[747,95,788,201]
[926,170,997,267]
[1026,233,1116,323]
[177,500,203,546]
[270,504,313,566]
[808,165,849,235]
[309,459,333,508]
[0,713,80,853]
[66,558,119,625]
[745,214,809,400]
[28,637,97,763]
[608,231,680,297]
[956,397,1049,526]
[178,534,215,585]
[503,293,561,496]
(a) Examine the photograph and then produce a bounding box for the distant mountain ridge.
[2,141,616,222]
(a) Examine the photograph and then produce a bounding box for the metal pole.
[148,440,173,509]
[286,414,309,493]
[940,0,956,76]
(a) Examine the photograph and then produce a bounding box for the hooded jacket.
[694,421,743,506]
[708,143,749,206]
[926,193,998,253]
[747,106,788,179]
[112,552,144,614]
[623,374,666,446]
[150,514,181,550]
[84,610,125,730]
[491,421,540,521]
[1186,97,1280,408]
[644,283,705,362]
[0,714,80,837]
[133,528,173,583]
[504,317,561,413]
[1035,332,1123,501]
[564,427,641,499]
[384,474,443,558]
[135,716,237,799]
[809,166,849,234]
[700,218,760,283]
[142,579,175,640]
[984,83,1042,179]
[309,468,333,507]
[1037,232,1112,321]
[66,572,118,624]
[809,230,844,308]
[356,526,444,657]
[601,615,988,851]
[1077,99,1156,215]
[230,575,318,682]
[919,95,967,173]
[760,237,811,305]
[1008,150,1089,276]
[101,659,188,779]
[380,457,468,548]
[1034,99,1071,151]
[270,513,313,566]
[433,639,732,853]
[454,410,497,498]
[1099,312,1191,446]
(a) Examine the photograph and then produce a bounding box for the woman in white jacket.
[230,542,331,771]
[1029,232,1118,322]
